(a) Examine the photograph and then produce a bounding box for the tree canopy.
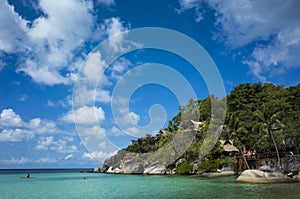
[123,83,300,171]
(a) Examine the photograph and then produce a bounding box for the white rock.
[144,165,166,175]
[236,169,297,183]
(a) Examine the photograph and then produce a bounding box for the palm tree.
[254,109,284,168]
[226,113,250,170]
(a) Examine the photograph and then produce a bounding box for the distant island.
[100,83,300,181]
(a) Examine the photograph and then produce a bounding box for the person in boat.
[26,173,30,178]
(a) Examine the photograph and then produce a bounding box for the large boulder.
[236,169,297,183]
[293,173,300,180]
[93,167,100,173]
[259,165,272,172]
[144,165,166,175]
[104,154,122,168]
[122,163,144,174]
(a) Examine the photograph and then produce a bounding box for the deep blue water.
[0,169,299,199]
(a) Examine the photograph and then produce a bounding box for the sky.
[0,0,299,168]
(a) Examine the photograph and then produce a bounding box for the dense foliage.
[123,83,300,172]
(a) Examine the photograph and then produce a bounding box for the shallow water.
[0,170,299,198]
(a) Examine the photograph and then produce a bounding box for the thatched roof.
[159,129,168,135]
[220,139,239,152]
[223,144,239,152]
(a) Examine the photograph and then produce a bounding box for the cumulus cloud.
[0,156,57,165]
[0,0,95,85]
[18,94,28,102]
[177,0,300,81]
[73,52,111,106]
[0,1,132,86]
[0,1,28,53]
[34,157,57,163]
[101,17,129,52]
[112,96,141,126]
[177,0,199,12]
[0,108,60,142]
[0,157,31,165]
[110,57,132,80]
[0,129,34,142]
[46,100,55,107]
[0,108,23,127]
[176,0,203,22]
[78,125,106,146]
[83,150,117,161]
[81,52,107,83]
[71,18,129,107]
[64,154,74,160]
[36,136,78,153]
[62,106,105,125]
[97,0,115,6]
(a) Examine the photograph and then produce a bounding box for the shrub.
[176,161,193,174]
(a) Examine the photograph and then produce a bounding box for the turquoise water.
[1,170,299,199]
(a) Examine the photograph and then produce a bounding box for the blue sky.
[0,0,299,168]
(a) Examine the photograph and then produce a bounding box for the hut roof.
[159,129,168,135]
[220,139,239,152]
[223,144,239,152]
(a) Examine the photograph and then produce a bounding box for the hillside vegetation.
[120,83,300,173]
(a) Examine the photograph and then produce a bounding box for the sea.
[0,169,299,199]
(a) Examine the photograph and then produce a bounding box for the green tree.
[254,108,284,168]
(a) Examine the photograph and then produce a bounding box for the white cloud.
[0,157,57,164]
[64,154,74,160]
[97,0,115,6]
[123,126,141,137]
[0,108,61,142]
[27,118,58,134]
[0,108,23,127]
[112,96,141,126]
[128,112,140,125]
[36,136,78,153]
[178,0,300,81]
[72,83,112,107]
[70,18,129,109]
[18,94,28,102]
[96,90,111,104]
[78,125,106,147]
[35,157,57,163]
[0,1,28,53]
[177,0,200,12]
[83,150,117,161]
[81,52,107,83]
[73,51,112,106]
[0,0,96,85]
[46,100,55,107]
[62,106,105,125]
[176,0,203,22]
[101,17,129,52]
[244,27,300,81]
[0,1,131,86]
[0,129,34,142]
[0,157,31,165]
[110,57,132,79]
[108,126,127,136]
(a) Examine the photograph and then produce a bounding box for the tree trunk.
[240,147,250,170]
[268,127,281,168]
